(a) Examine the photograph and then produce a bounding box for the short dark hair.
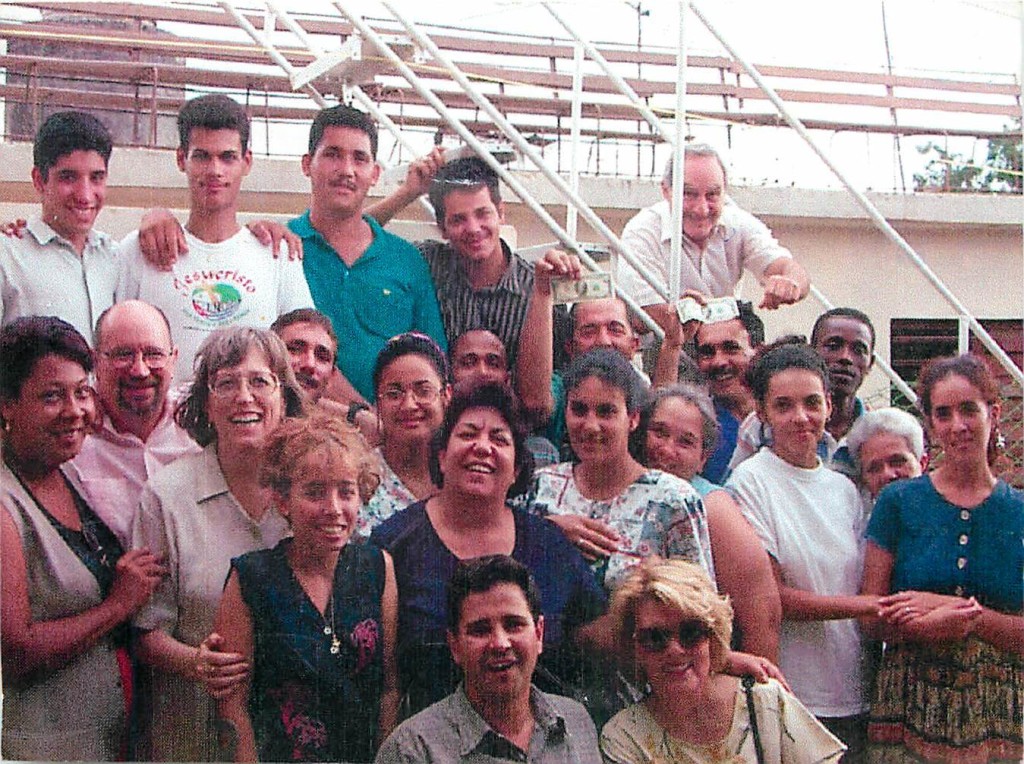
[33,111,113,181]
[563,347,647,414]
[271,308,339,360]
[307,105,378,157]
[429,382,534,498]
[446,554,542,632]
[693,300,765,350]
[373,332,451,394]
[745,336,830,406]
[178,94,250,153]
[810,307,876,353]
[0,316,93,402]
[428,157,501,227]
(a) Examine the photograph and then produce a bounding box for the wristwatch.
[347,401,370,425]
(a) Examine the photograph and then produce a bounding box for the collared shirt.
[0,216,117,342]
[375,683,600,763]
[700,399,742,485]
[70,399,201,547]
[131,444,290,762]
[417,238,571,367]
[617,199,791,304]
[726,397,867,481]
[290,212,447,401]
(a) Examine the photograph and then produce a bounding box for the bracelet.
[347,401,370,425]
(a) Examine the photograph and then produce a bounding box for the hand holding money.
[551,271,613,304]
[675,295,740,325]
[534,249,582,297]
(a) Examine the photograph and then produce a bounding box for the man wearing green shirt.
[288,105,446,402]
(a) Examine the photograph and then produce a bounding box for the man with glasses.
[71,300,200,545]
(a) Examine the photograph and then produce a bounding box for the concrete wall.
[3,142,1020,404]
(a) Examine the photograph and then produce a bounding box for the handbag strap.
[742,675,766,764]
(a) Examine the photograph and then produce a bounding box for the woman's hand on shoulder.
[107,548,166,619]
[547,514,620,561]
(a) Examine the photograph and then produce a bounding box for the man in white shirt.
[71,300,200,545]
[618,144,809,331]
[116,94,313,378]
[0,111,118,343]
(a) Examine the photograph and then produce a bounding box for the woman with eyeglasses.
[360,332,451,536]
[601,560,844,764]
[1,316,164,761]
[131,326,306,761]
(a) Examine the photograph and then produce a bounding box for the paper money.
[675,296,740,324]
[551,272,613,304]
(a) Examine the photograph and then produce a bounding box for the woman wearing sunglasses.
[601,560,844,764]
[361,332,451,536]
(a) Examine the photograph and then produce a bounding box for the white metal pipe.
[567,42,584,242]
[690,0,1023,388]
[337,0,664,337]
[543,1,671,142]
[380,0,673,309]
[958,316,971,357]
[668,0,689,306]
[809,285,917,405]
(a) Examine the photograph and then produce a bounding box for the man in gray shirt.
[376,555,600,763]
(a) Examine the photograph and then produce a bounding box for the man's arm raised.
[515,250,580,426]
[364,148,445,226]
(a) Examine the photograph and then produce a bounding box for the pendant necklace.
[322,594,341,655]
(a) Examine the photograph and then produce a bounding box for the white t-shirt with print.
[116,227,313,380]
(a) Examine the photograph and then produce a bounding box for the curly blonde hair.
[260,413,380,505]
[610,559,733,672]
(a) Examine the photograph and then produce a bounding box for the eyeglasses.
[100,348,172,369]
[379,382,440,405]
[634,620,711,653]
[209,372,280,398]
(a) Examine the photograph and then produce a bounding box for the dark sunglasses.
[634,620,710,653]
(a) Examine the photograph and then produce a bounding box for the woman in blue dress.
[860,355,1023,763]
[215,413,398,762]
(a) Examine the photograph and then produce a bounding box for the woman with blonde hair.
[215,413,398,761]
[601,559,843,764]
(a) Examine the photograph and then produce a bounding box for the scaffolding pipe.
[379,0,674,311]
[543,1,671,143]
[690,0,1023,388]
[667,0,689,307]
[809,285,917,405]
[567,42,584,241]
[337,0,664,337]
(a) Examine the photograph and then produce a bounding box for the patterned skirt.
[867,636,1023,764]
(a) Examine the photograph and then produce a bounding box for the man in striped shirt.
[368,154,570,372]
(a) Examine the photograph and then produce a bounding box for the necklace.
[322,594,342,655]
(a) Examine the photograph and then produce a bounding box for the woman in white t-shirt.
[727,338,880,762]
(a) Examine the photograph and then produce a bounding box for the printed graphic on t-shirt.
[173,269,255,326]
